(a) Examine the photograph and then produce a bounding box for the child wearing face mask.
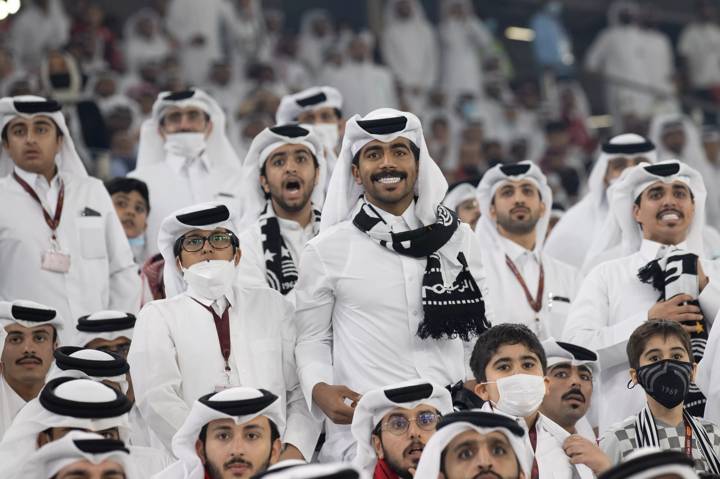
[470,324,604,479]
[599,320,720,474]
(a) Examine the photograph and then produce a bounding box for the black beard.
[496,212,540,236]
[382,444,415,479]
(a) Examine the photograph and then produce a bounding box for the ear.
[195,439,207,464]
[489,203,497,221]
[628,368,639,386]
[632,203,641,224]
[539,200,546,217]
[351,164,362,185]
[259,174,270,194]
[371,434,384,459]
[270,438,282,465]
[37,431,51,448]
[543,376,550,397]
[204,119,214,139]
[176,256,184,273]
[233,248,242,266]
[474,382,490,401]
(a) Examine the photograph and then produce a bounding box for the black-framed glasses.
[180,232,234,253]
[380,411,441,436]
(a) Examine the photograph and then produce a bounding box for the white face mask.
[312,123,340,151]
[489,374,546,418]
[164,132,207,159]
[182,259,236,301]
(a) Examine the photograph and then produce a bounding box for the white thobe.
[482,236,581,340]
[127,284,319,460]
[480,403,591,479]
[129,154,244,256]
[562,240,720,434]
[545,196,609,270]
[438,17,494,101]
[321,61,399,117]
[0,375,25,440]
[0,172,140,343]
[9,2,69,69]
[294,201,490,461]
[679,22,720,89]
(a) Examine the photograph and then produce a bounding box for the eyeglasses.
[96,343,131,358]
[180,232,234,253]
[380,412,441,436]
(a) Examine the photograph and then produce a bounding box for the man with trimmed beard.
[475,162,580,340]
[294,108,491,462]
[351,380,453,479]
[563,160,720,433]
[236,125,326,297]
[154,387,284,479]
[0,300,60,439]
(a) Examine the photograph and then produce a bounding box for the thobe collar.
[639,238,690,262]
[269,202,318,236]
[14,165,61,190]
[186,286,235,313]
[498,234,540,264]
[166,151,211,175]
[367,198,422,231]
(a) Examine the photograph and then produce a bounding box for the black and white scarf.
[637,248,708,415]
[353,202,490,340]
[634,404,720,474]
[260,203,321,295]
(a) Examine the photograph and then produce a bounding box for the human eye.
[672,353,685,360]
[11,126,25,136]
[216,431,231,441]
[458,446,475,461]
[114,199,127,209]
[135,204,147,214]
[675,189,687,199]
[246,431,261,440]
[554,370,568,379]
[33,333,47,343]
[580,373,592,381]
[523,360,537,369]
[388,416,409,432]
[35,125,48,134]
[492,444,508,456]
[7,335,22,344]
[500,188,514,197]
[418,412,437,427]
[648,354,660,362]
[272,157,285,167]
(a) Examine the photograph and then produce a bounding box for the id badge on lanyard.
[42,239,71,273]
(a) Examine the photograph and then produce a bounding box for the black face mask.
[50,73,71,89]
[636,359,693,409]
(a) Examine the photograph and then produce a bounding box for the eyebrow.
[451,439,478,453]
[389,142,410,151]
[32,119,53,127]
[362,145,384,155]
[243,424,263,431]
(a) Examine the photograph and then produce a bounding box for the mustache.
[562,387,586,402]
[224,457,252,469]
[16,354,42,365]
[403,439,425,456]
[474,470,503,479]
[371,170,407,182]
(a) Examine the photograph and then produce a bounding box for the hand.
[648,294,703,333]
[279,444,305,462]
[312,382,361,424]
[698,259,709,292]
[563,435,612,475]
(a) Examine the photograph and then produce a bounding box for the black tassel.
[637,259,665,293]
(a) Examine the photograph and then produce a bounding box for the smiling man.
[475,162,581,340]
[563,160,720,432]
[236,125,326,296]
[0,300,61,439]
[294,108,491,462]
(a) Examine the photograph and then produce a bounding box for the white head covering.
[75,310,135,347]
[159,387,284,479]
[0,95,87,177]
[351,380,453,473]
[414,410,533,479]
[542,338,599,375]
[475,161,553,253]
[0,299,62,332]
[443,182,478,212]
[588,160,706,260]
[238,124,327,226]
[256,462,368,479]
[0,378,133,478]
[48,347,130,394]
[322,108,446,230]
[135,88,242,170]
[276,86,343,125]
[157,202,238,298]
[17,431,139,479]
[598,448,698,479]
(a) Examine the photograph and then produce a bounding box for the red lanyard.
[192,299,232,371]
[684,418,694,459]
[13,172,64,241]
[528,419,540,479]
[505,254,545,313]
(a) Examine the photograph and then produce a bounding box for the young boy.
[105,177,150,264]
[600,320,720,474]
[471,324,609,478]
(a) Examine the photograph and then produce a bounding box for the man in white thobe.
[545,133,656,270]
[0,96,140,342]
[129,89,244,257]
[563,160,720,434]
[476,162,580,340]
[0,300,60,439]
[127,202,319,460]
[294,108,492,462]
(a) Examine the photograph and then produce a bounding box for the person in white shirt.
[476,162,580,340]
[0,300,60,439]
[8,0,69,70]
[294,108,491,462]
[18,430,139,479]
[127,202,319,460]
[545,133,656,270]
[443,182,480,231]
[351,380,453,477]
[154,387,285,479]
[237,125,326,296]
[414,410,532,479]
[0,376,166,479]
[380,0,438,117]
[0,96,140,342]
[563,160,720,434]
[129,89,244,257]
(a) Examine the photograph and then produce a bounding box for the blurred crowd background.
[2,0,720,212]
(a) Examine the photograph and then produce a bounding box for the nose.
[475,445,494,470]
[379,150,395,168]
[407,419,421,438]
